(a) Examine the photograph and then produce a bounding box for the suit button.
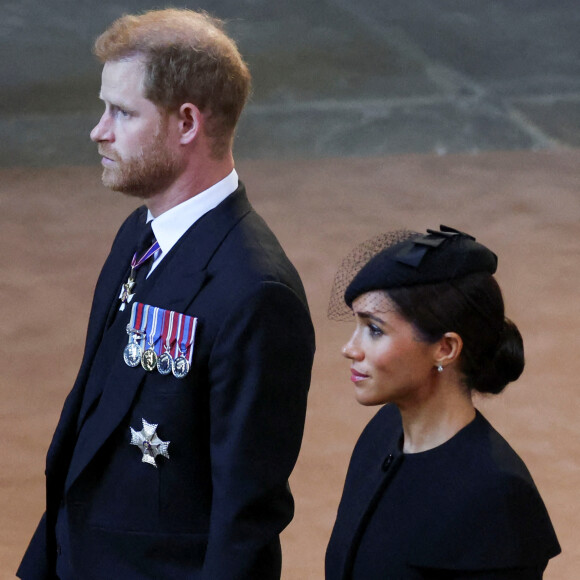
[382,454,394,471]
[56,544,62,556]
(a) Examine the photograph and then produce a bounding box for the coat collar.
[333,405,404,580]
[139,184,251,312]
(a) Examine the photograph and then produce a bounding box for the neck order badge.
[119,237,160,311]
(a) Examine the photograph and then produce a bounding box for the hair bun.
[474,318,525,394]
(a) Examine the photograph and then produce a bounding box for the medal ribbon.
[144,306,161,353]
[161,310,177,354]
[127,302,147,349]
[155,309,167,356]
[131,240,160,271]
[173,313,185,360]
[173,313,197,363]
[128,301,140,330]
[184,318,198,364]
[138,304,150,350]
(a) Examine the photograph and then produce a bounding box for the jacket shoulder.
[409,413,561,570]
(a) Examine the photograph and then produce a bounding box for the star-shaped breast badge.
[130,419,170,467]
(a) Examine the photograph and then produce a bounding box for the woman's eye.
[368,324,383,338]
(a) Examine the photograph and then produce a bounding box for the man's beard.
[99,124,184,199]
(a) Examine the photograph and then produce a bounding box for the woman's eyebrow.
[355,311,385,324]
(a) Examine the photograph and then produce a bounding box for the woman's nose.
[342,336,362,361]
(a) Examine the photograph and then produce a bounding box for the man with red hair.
[19,9,314,579]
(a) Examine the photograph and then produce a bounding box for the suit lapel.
[46,209,146,479]
[142,185,252,312]
[65,186,252,493]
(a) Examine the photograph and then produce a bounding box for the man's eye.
[112,107,130,118]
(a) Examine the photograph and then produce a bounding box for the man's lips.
[350,368,368,383]
[98,149,117,164]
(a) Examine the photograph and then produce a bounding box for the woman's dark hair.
[387,272,524,394]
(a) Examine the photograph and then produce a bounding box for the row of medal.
[123,302,198,379]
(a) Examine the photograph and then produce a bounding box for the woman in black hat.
[325,226,560,579]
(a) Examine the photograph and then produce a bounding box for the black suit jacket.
[18,184,315,579]
[326,405,560,580]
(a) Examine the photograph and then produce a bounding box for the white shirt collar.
[146,169,238,270]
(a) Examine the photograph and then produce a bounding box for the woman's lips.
[350,368,368,383]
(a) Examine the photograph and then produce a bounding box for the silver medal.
[172,355,190,379]
[124,341,142,367]
[157,352,174,375]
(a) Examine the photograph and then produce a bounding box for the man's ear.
[177,103,202,144]
[435,332,463,370]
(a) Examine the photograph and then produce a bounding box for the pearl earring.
[437,364,443,373]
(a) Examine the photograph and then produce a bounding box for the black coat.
[326,405,560,579]
[18,184,315,579]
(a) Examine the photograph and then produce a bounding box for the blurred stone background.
[2,0,580,166]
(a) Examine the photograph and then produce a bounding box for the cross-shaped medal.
[119,271,137,311]
[119,232,160,311]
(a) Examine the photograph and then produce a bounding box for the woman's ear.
[435,332,463,370]
[177,103,202,144]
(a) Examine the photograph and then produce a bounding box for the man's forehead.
[100,59,147,99]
